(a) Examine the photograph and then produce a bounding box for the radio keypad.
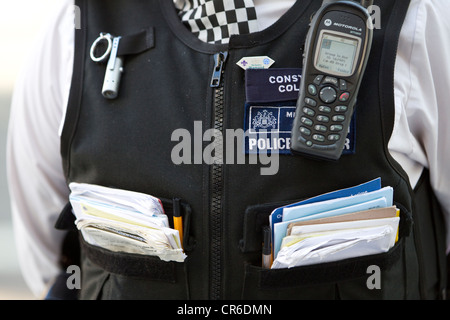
[301,117,313,126]
[322,76,339,87]
[318,106,332,113]
[332,115,346,122]
[300,75,351,147]
[303,107,315,117]
[313,75,324,85]
[330,124,343,132]
[316,115,330,123]
[319,86,337,104]
[300,127,312,136]
[307,84,318,96]
[339,79,348,91]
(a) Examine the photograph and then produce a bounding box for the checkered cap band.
[178,0,259,44]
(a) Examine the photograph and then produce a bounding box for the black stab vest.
[59,0,447,299]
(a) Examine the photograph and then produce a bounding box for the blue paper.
[273,194,391,257]
[282,186,393,222]
[269,178,383,257]
[269,178,381,232]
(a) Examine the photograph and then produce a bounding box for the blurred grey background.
[0,0,61,300]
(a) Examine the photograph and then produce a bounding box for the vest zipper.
[209,52,228,300]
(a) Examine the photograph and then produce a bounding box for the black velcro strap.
[117,27,154,56]
[258,239,403,289]
[80,237,177,282]
[55,202,76,230]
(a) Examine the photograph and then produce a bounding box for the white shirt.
[7,0,450,297]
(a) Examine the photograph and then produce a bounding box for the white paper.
[69,182,186,262]
[273,197,388,257]
[289,217,399,248]
[70,182,168,225]
[272,225,396,269]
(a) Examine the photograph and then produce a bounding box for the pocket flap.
[253,239,403,289]
[80,237,178,282]
[239,200,298,253]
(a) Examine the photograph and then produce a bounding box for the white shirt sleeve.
[6,0,74,297]
[391,0,450,251]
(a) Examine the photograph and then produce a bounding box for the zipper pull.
[210,52,228,88]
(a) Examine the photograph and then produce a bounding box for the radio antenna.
[321,0,339,6]
[361,0,373,9]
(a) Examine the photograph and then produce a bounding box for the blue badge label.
[244,105,356,155]
[246,68,303,103]
[244,105,296,154]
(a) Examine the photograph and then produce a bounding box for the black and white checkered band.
[177,0,259,44]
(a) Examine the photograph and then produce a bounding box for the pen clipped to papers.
[173,198,184,249]
[69,183,187,262]
[269,178,401,269]
[262,226,272,269]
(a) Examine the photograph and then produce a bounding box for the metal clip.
[90,33,124,99]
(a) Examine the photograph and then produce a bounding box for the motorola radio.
[291,0,374,160]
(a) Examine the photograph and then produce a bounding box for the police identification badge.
[244,68,356,155]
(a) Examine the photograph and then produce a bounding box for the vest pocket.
[240,200,414,300]
[73,195,194,300]
[242,239,405,299]
[79,238,189,299]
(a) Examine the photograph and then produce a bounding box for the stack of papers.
[270,178,400,269]
[69,183,186,262]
